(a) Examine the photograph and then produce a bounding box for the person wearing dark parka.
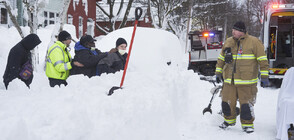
[70,35,108,77]
[3,33,41,89]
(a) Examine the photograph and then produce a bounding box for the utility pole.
[185,0,193,53]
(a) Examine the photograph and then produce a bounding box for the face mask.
[118,49,126,55]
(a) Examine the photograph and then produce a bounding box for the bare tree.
[96,0,134,35]
[23,0,47,69]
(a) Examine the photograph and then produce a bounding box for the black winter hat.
[233,21,246,33]
[116,38,127,48]
[80,35,96,46]
[58,30,72,42]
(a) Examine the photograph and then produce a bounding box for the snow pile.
[0,25,280,140]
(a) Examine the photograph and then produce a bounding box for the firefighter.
[215,21,269,133]
[45,31,83,87]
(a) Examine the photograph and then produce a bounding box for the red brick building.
[67,0,99,39]
[68,0,152,38]
[95,3,153,36]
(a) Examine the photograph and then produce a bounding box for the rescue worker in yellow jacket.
[46,31,83,87]
[215,21,269,133]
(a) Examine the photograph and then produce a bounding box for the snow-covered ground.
[0,25,279,140]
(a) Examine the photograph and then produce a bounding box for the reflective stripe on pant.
[221,83,257,124]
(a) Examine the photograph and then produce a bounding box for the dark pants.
[49,78,68,87]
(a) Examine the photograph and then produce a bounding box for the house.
[0,2,8,27]
[1,0,152,38]
[67,0,99,39]
[0,0,21,27]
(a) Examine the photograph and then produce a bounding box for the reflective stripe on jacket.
[215,33,269,85]
[46,41,72,80]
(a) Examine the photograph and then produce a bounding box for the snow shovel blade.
[108,86,122,96]
[203,104,212,115]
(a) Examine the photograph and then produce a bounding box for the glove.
[224,48,233,64]
[261,78,270,87]
[216,73,223,83]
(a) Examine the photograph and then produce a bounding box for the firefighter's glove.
[224,48,233,64]
[261,78,270,87]
[216,73,223,83]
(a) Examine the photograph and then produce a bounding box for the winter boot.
[219,121,236,129]
[242,125,254,133]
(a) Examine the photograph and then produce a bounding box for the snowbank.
[0,25,280,140]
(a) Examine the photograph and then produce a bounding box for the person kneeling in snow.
[96,38,128,76]
[70,35,110,77]
[3,34,41,89]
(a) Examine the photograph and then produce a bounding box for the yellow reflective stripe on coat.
[260,70,269,76]
[232,54,256,59]
[242,124,254,128]
[257,56,268,61]
[218,54,225,61]
[216,67,223,73]
[224,118,236,124]
[224,78,259,84]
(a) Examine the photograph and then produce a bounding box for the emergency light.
[203,32,215,37]
[203,33,209,37]
[209,33,215,37]
[272,4,286,9]
[272,4,279,9]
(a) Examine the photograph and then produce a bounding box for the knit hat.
[233,21,246,33]
[58,30,72,42]
[116,38,127,48]
[80,35,96,46]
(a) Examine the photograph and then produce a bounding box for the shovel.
[203,81,222,115]
[108,7,143,96]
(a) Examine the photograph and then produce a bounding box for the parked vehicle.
[188,30,223,76]
[263,3,294,87]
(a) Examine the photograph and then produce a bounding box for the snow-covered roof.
[44,0,63,13]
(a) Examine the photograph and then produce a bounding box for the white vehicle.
[263,3,294,87]
[188,30,223,76]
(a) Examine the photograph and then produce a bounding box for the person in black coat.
[96,37,128,76]
[3,34,41,89]
[70,35,108,77]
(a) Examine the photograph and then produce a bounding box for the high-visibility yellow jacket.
[215,33,269,85]
[46,41,72,80]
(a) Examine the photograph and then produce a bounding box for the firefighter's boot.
[242,125,254,133]
[219,121,236,129]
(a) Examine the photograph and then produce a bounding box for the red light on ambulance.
[272,4,279,9]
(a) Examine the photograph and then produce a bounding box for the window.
[43,11,58,27]
[49,12,54,18]
[79,16,83,38]
[1,8,7,24]
[44,20,48,27]
[67,14,73,24]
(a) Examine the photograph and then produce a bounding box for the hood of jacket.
[74,41,98,55]
[20,34,41,50]
[74,41,88,51]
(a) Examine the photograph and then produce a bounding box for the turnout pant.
[221,83,257,125]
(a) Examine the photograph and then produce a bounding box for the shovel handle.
[135,7,143,20]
